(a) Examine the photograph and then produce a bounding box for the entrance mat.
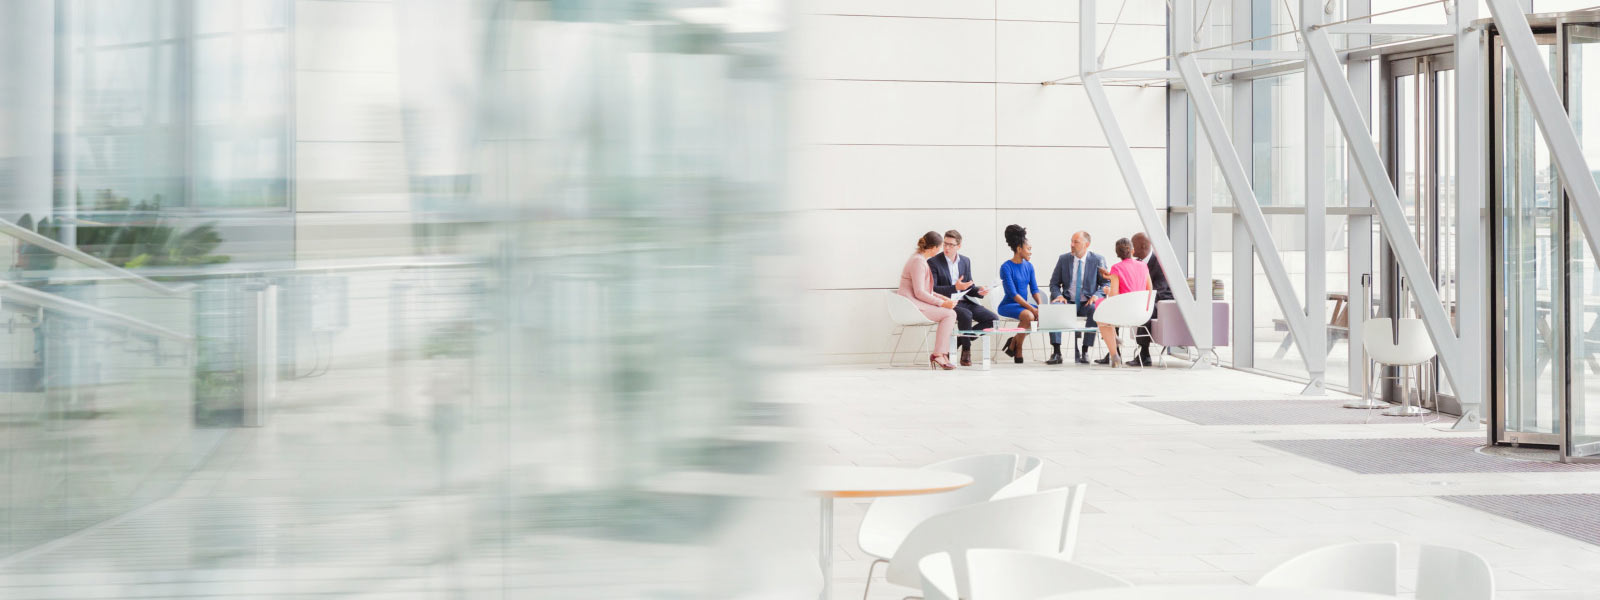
[1257,437,1600,474]
[1132,400,1416,426]
[1442,494,1600,547]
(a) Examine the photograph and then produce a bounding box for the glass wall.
[0,1,799,596]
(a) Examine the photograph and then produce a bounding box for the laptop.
[1037,303,1082,330]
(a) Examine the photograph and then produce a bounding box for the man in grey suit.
[1046,231,1110,364]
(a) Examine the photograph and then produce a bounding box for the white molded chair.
[1092,290,1156,364]
[859,454,1042,598]
[1416,544,1494,600]
[993,455,1043,500]
[918,553,959,600]
[1362,318,1437,417]
[1256,541,1399,595]
[883,485,1089,598]
[965,548,1132,600]
[886,292,937,366]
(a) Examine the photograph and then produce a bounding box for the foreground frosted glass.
[0,1,804,597]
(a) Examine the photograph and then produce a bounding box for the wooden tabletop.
[806,466,974,499]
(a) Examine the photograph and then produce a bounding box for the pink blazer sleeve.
[904,256,946,306]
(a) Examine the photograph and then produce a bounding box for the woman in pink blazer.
[899,231,960,370]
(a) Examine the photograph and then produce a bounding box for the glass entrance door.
[1494,31,1563,447]
[1383,53,1457,407]
[1563,25,1600,458]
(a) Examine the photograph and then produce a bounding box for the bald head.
[1131,233,1151,259]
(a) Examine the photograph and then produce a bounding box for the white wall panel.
[797,0,994,19]
[802,209,1002,291]
[997,146,1165,209]
[795,15,995,82]
[998,0,1168,24]
[792,145,996,210]
[296,0,396,72]
[995,83,1165,147]
[997,21,1166,84]
[296,71,403,142]
[795,80,996,145]
[295,142,409,212]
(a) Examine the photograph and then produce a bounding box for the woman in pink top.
[899,231,959,370]
[1095,237,1152,367]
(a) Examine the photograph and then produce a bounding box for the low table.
[1041,585,1397,599]
[955,327,1097,370]
[806,466,973,600]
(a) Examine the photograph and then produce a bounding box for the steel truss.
[1070,0,1587,422]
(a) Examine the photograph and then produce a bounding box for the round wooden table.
[806,466,974,600]
[1040,585,1399,600]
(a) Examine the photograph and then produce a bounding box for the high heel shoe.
[930,354,956,370]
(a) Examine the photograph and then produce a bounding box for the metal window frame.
[1076,0,1495,411]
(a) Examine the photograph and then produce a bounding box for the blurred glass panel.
[0,1,798,597]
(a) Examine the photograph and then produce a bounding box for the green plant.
[14,190,232,270]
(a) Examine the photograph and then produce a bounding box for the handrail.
[0,281,193,343]
[0,218,196,296]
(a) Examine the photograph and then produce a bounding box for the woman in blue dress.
[997,224,1043,364]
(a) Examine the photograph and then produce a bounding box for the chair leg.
[863,559,886,600]
[888,327,904,366]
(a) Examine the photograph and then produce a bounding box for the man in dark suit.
[1046,231,1109,364]
[1130,233,1175,367]
[928,229,996,366]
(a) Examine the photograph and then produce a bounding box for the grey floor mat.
[1442,494,1600,546]
[1132,400,1416,425]
[1257,437,1600,474]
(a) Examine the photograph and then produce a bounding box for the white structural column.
[1175,54,1320,373]
[1301,0,1328,394]
[1303,29,1468,395]
[1454,0,1488,428]
[1079,0,1213,353]
[1230,0,1255,369]
[1345,0,1373,396]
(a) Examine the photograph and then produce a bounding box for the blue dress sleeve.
[1028,264,1040,297]
[1001,262,1021,303]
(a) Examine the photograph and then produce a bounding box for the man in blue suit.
[928,229,996,366]
[1046,231,1109,364]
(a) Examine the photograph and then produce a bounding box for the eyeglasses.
[943,241,960,247]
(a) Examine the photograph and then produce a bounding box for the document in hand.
[950,288,971,302]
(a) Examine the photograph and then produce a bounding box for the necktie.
[1075,259,1085,301]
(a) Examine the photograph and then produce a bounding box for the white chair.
[1091,290,1156,365]
[886,291,937,366]
[993,455,1043,500]
[1416,544,1494,600]
[859,454,1041,598]
[965,548,1132,600]
[883,485,1089,598]
[918,553,959,600]
[1256,541,1399,595]
[1362,318,1437,418]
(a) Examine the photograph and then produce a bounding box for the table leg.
[819,497,833,600]
[981,335,991,371]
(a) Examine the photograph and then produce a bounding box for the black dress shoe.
[1045,352,1063,365]
[1093,356,1111,365]
[1125,360,1144,367]
[1073,355,1089,364]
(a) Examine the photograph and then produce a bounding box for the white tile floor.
[797,360,1600,599]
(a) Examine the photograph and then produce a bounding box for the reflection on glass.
[1500,41,1562,438]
